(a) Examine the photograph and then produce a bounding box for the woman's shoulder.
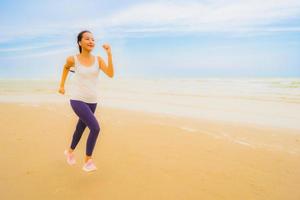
[96,55,104,66]
[96,54,103,60]
[65,55,76,66]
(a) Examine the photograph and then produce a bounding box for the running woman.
[58,30,114,172]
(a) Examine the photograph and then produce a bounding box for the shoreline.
[4,101,300,154]
[2,98,300,132]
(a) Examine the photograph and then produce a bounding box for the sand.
[0,102,300,200]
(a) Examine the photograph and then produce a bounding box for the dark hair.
[77,30,91,53]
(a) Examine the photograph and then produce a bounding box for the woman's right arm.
[58,56,74,94]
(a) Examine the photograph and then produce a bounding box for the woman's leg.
[70,100,100,160]
[69,101,97,152]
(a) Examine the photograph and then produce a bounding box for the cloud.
[1,47,75,59]
[0,41,71,52]
[0,0,300,45]
[98,0,300,34]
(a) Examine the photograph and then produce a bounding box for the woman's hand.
[102,43,111,55]
[58,86,65,95]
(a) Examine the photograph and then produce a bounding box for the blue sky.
[0,0,300,79]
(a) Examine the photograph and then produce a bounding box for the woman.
[58,30,114,172]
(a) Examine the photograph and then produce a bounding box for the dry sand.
[0,102,300,200]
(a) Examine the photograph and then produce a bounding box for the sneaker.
[82,159,97,172]
[64,149,76,165]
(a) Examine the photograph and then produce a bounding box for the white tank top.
[69,55,100,103]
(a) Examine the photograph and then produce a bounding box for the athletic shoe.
[64,149,76,165]
[82,159,97,172]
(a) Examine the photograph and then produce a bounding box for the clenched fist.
[102,44,111,54]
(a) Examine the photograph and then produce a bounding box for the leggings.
[69,99,101,156]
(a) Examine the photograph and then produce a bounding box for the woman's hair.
[77,30,91,53]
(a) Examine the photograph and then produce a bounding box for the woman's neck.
[80,49,92,58]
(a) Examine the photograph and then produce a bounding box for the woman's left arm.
[98,44,114,78]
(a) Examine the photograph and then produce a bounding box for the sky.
[0,0,300,79]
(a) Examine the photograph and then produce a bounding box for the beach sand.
[0,102,300,200]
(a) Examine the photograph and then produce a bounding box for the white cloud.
[99,0,300,34]
[0,0,300,43]
[0,41,71,52]
[2,47,75,59]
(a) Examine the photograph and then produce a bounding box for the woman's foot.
[82,159,97,172]
[64,149,76,165]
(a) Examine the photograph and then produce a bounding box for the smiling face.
[78,32,95,52]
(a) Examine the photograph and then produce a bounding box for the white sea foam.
[180,126,197,132]
[1,78,300,130]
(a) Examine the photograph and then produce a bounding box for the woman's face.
[79,32,95,52]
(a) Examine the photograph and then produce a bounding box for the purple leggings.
[69,99,100,156]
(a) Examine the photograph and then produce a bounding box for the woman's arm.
[58,56,74,94]
[98,44,114,78]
